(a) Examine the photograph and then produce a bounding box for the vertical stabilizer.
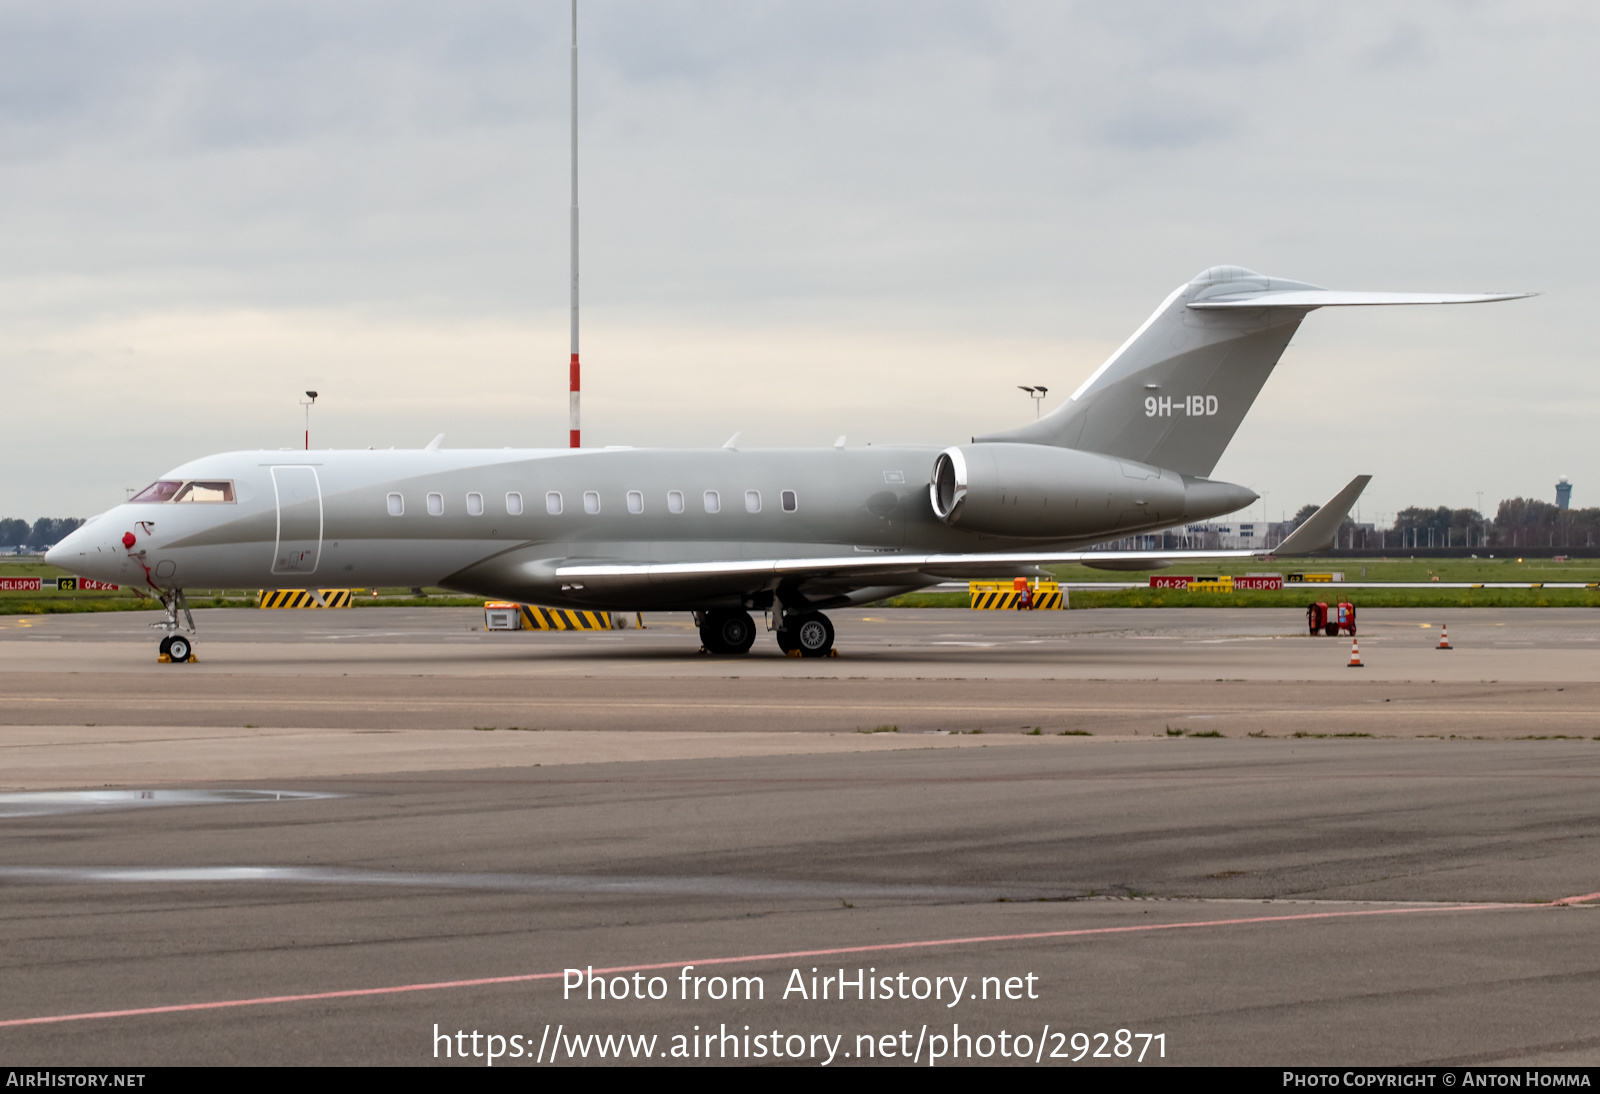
[975,266,1529,477]
[977,267,1312,477]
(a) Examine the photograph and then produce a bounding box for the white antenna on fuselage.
[568,0,580,449]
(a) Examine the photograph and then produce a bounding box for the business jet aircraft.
[47,265,1528,661]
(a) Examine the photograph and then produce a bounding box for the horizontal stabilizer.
[1273,476,1373,557]
[974,266,1532,480]
[1190,290,1533,310]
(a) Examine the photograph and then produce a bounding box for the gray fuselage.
[47,444,1244,611]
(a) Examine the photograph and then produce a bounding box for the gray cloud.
[0,1,1593,522]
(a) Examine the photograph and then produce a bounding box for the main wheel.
[775,626,798,654]
[700,610,756,655]
[793,612,835,658]
[166,635,192,662]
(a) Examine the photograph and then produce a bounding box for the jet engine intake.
[928,444,1187,539]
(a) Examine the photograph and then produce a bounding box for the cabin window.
[584,491,601,514]
[745,490,762,513]
[427,493,444,516]
[173,481,235,503]
[703,490,720,514]
[387,493,404,517]
[466,492,484,516]
[667,490,685,514]
[546,491,563,515]
[627,490,644,514]
[781,489,797,512]
[130,480,183,503]
[506,492,523,516]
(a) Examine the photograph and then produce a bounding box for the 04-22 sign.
[1144,394,1218,418]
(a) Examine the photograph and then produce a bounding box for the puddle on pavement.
[0,789,336,818]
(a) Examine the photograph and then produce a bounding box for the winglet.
[425,433,445,452]
[723,432,742,450]
[1272,476,1373,556]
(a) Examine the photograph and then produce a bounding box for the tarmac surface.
[1,606,1598,1066]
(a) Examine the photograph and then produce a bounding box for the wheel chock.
[158,653,172,663]
[828,649,839,658]
[786,649,802,659]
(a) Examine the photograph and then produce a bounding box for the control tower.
[1556,476,1572,510]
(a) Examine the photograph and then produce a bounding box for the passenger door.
[271,466,322,575]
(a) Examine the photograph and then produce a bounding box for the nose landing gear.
[153,588,198,663]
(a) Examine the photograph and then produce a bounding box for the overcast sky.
[2,1,1594,525]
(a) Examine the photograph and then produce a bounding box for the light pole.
[569,0,581,449]
[300,391,318,450]
[1018,385,1048,419]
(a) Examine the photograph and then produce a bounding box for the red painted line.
[1552,890,1600,905]
[0,902,1524,1030]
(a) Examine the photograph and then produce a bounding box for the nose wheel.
[158,634,196,664]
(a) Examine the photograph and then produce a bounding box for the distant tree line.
[1491,498,1600,549]
[0,518,84,550]
[1389,506,1487,548]
[1288,499,1600,550]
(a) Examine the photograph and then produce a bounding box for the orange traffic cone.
[1348,636,1364,668]
[1437,624,1452,650]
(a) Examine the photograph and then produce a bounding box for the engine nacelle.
[928,443,1195,539]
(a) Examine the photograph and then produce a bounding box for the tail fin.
[976,266,1530,477]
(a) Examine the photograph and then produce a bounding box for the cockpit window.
[130,481,183,503]
[173,481,235,503]
[130,480,235,503]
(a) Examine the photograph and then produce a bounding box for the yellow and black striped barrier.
[1186,578,1234,593]
[968,581,1064,610]
[519,605,613,631]
[257,589,353,609]
[1030,588,1064,609]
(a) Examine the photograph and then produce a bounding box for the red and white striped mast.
[568,0,580,448]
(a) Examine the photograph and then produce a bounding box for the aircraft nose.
[42,532,74,568]
[45,521,115,579]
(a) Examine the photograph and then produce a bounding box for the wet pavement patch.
[0,788,337,818]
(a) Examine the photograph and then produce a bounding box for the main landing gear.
[695,607,836,658]
[153,587,197,664]
[698,609,758,655]
[774,611,835,658]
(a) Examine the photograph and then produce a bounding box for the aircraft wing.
[554,476,1371,585]
[1271,475,1372,555]
[555,548,1262,584]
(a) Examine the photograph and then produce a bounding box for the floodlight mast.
[300,391,318,450]
[569,0,580,449]
[1018,385,1048,419]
